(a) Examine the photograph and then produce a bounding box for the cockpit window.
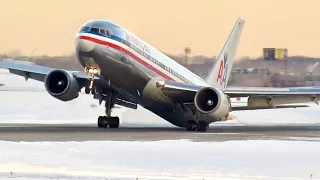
[79,26,90,32]
[99,29,109,36]
[78,25,110,37]
[90,27,99,33]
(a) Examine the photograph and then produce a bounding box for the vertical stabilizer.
[205,18,245,89]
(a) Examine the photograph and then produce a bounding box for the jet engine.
[194,87,230,120]
[44,70,81,101]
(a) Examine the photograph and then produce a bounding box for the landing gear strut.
[186,120,208,132]
[97,92,120,129]
[82,66,120,129]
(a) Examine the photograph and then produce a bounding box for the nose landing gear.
[84,67,99,94]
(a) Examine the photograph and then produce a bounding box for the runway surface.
[1,123,320,142]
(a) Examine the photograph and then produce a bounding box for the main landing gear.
[97,92,120,129]
[83,66,120,129]
[97,116,120,128]
[186,120,209,132]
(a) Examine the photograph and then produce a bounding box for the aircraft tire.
[197,121,208,132]
[98,116,108,128]
[91,86,96,95]
[85,87,90,94]
[186,120,197,131]
[109,116,120,128]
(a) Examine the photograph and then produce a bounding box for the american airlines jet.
[0,18,320,132]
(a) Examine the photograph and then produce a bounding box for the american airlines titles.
[124,33,193,84]
[125,33,151,55]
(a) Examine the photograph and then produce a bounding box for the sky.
[0,0,320,58]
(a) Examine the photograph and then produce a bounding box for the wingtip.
[237,17,245,23]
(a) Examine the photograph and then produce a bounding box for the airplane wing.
[0,59,54,82]
[156,80,320,110]
[0,59,137,109]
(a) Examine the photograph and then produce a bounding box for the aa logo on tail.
[216,52,228,87]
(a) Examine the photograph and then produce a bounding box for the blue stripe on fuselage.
[83,31,193,84]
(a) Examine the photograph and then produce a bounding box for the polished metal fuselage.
[76,37,188,127]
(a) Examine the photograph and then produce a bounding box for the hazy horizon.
[1,0,320,58]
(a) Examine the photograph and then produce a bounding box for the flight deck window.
[79,26,90,32]
[99,29,110,36]
[99,29,106,35]
[90,27,99,33]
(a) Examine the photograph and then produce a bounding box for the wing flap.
[0,60,54,82]
[246,94,320,107]
[232,104,310,111]
[225,87,320,97]
[0,59,91,85]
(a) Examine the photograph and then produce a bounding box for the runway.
[2,70,320,179]
[0,70,320,143]
[1,123,320,142]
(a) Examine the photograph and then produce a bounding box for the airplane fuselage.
[4,18,320,132]
[75,20,212,127]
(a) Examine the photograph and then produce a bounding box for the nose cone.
[76,38,95,52]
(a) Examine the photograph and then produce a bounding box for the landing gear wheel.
[91,86,96,95]
[85,87,90,94]
[97,116,108,128]
[84,86,96,95]
[186,120,197,131]
[109,117,120,128]
[197,121,209,132]
[186,121,209,132]
[96,91,120,129]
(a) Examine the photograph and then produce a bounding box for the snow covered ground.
[1,69,320,179]
[0,140,319,180]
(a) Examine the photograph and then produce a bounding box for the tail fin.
[205,18,245,89]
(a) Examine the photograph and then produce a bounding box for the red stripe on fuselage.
[78,35,175,81]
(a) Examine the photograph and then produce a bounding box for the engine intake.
[44,70,80,101]
[194,87,230,120]
[194,87,219,113]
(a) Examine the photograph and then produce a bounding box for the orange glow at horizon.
[0,0,320,59]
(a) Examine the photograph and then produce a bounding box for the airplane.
[0,17,320,132]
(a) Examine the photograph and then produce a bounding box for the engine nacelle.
[44,70,80,101]
[194,87,230,120]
